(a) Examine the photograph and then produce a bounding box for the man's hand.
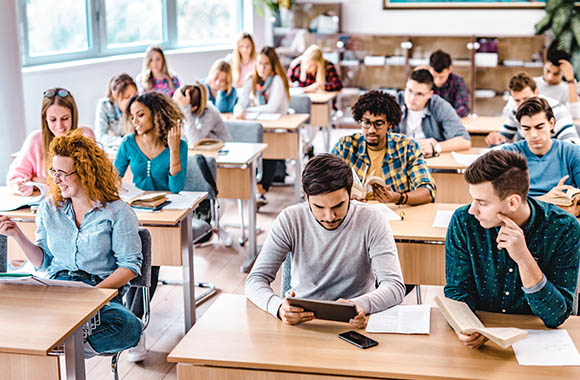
[545,175,580,216]
[278,292,315,325]
[496,213,532,264]
[417,138,437,157]
[559,60,575,82]
[457,332,488,349]
[371,183,400,204]
[336,299,368,329]
[485,132,507,146]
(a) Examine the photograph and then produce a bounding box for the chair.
[224,120,264,245]
[281,252,292,297]
[0,235,6,273]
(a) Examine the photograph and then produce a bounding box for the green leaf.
[571,14,580,45]
[535,14,552,35]
[558,29,574,53]
[546,0,566,14]
[552,5,573,36]
[570,49,580,80]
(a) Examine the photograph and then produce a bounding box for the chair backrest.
[289,95,312,124]
[0,235,6,273]
[184,154,218,199]
[224,120,264,143]
[281,252,292,297]
[130,228,152,288]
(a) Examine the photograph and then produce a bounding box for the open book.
[351,168,387,200]
[192,138,224,151]
[434,295,528,349]
[120,183,169,210]
[0,182,47,211]
[537,187,580,207]
[0,273,93,288]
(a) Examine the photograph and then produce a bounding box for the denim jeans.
[53,270,142,358]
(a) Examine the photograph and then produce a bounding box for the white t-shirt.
[406,109,426,139]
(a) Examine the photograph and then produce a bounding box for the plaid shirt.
[433,72,470,118]
[288,60,343,91]
[331,132,436,200]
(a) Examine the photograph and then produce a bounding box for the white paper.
[432,210,455,228]
[256,113,281,121]
[359,203,401,221]
[366,305,431,334]
[120,182,144,202]
[0,274,93,288]
[0,185,45,212]
[289,87,305,96]
[512,329,580,366]
[451,151,481,166]
[163,192,205,210]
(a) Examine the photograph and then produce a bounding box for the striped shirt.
[500,94,579,143]
[331,132,436,200]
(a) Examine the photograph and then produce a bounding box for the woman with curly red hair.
[0,131,143,358]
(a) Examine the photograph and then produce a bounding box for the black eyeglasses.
[360,119,387,130]
[43,88,70,98]
[48,167,76,180]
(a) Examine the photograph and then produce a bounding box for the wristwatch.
[433,143,442,156]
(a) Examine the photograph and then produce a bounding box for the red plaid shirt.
[288,60,343,91]
[433,72,470,118]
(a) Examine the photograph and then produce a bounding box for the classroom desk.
[169,293,580,380]
[2,191,207,332]
[190,142,267,272]
[426,148,485,204]
[388,202,463,286]
[462,116,502,147]
[305,91,340,152]
[0,284,117,380]
[223,113,310,203]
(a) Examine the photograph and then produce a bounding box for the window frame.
[18,0,246,67]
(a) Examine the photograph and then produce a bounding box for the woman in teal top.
[113,91,187,362]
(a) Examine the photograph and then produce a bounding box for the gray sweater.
[246,201,405,318]
[181,102,232,145]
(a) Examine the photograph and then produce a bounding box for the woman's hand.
[168,125,181,152]
[0,215,22,238]
[14,178,34,196]
[173,87,190,107]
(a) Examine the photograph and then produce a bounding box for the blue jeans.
[53,270,142,358]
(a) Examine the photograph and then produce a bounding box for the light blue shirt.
[502,139,580,197]
[35,197,142,279]
[114,134,188,193]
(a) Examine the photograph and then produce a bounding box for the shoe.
[256,195,268,210]
[127,334,147,362]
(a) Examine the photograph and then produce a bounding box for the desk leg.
[181,214,196,331]
[241,160,258,273]
[64,329,85,380]
[294,130,303,203]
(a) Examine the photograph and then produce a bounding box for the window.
[18,0,246,66]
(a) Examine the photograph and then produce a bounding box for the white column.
[0,0,27,185]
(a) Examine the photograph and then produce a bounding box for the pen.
[399,211,405,221]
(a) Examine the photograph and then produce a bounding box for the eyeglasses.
[360,119,387,130]
[48,168,76,180]
[43,88,70,98]
[404,87,429,99]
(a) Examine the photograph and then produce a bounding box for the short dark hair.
[429,50,452,73]
[410,69,434,87]
[302,154,353,196]
[351,90,402,128]
[509,72,537,92]
[465,150,529,200]
[547,42,571,66]
[515,97,555,123]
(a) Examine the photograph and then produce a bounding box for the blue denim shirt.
[35,197,142,279]
[394,92,470,142]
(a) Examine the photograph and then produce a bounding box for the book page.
[435,296,484,333]
[512,330,580,366]
[366,304,430,334]
[164,192,206,210]
[432,210,455,228]
[0,186,45,211]
[120,182,144,203]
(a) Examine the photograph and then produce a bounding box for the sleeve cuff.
[266,294,283,318]
[522,273,546,294]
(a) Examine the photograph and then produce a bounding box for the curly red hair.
[47,130,121,207]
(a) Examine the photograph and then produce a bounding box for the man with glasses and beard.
[332,90,435,205]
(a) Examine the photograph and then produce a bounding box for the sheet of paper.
[451,151,481,166]
[0,186,45,212]
[359,203,401,221]
[289,87,304,96]
[164,192,205,210]
[512,329,580,366]
[432,210,455,228]
[366,305,431,334]
[256,113,281,121]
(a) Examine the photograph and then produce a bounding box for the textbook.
[0,273,93,288]
[434,296,528,349]
[351,168,387,200]
[192,138,224,151]
[0,182,47,212]
[537,187,580,207]
[120,183,168,209]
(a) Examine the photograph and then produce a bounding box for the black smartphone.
[338,331,378,349]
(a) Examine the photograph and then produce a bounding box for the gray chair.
[281,252,292,297]
[289,94,312,124]
[0,235,6,273]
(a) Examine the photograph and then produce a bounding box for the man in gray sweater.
[246,154,405,328]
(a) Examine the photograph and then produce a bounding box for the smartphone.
[217,149,229,155]
[338,331,378,349]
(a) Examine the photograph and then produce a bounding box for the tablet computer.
[287,297,357,323]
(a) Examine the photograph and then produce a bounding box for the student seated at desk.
[501,97,580,216]
[429,49,470,118]
[246,154,405,328]
[226,32,256,89]
[392,69,471,157]
[332,90,435,206]
[445,150,580,349]
[0,131,143,358]
[287,44,343,93]
[7,87,95,196]
[136,45,180,97]
[94,73,138,155]
[114,91,188,362]
[203,59,238,113]
[486,72,579,146]
[173,81,232,145]
[534,44,580,119]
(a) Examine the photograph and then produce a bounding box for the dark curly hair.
[351,90,402,129]
[124,91,183,147]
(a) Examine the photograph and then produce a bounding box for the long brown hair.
[41,88,79,158]
[140,46,176,92]
[47,130,121,208]
[232,32,256,85]
[181,81,208,117]
[106,73,137,102]
[252,47,290,100]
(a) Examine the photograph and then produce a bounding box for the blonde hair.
[299,45,326,88]
[208,59,234,95]
[252,47,290,101]
[181,81,208,117]
[140,46,176,93]
[232,32,256,85]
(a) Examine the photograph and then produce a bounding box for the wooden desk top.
[388,202,463,242]
[305,91,339,104]
[0,284,117,356]
[222,113,309,130]
[190,142,267,166]
[168,293,580,380]
[462,116,503,134]
[426,148,486,170]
